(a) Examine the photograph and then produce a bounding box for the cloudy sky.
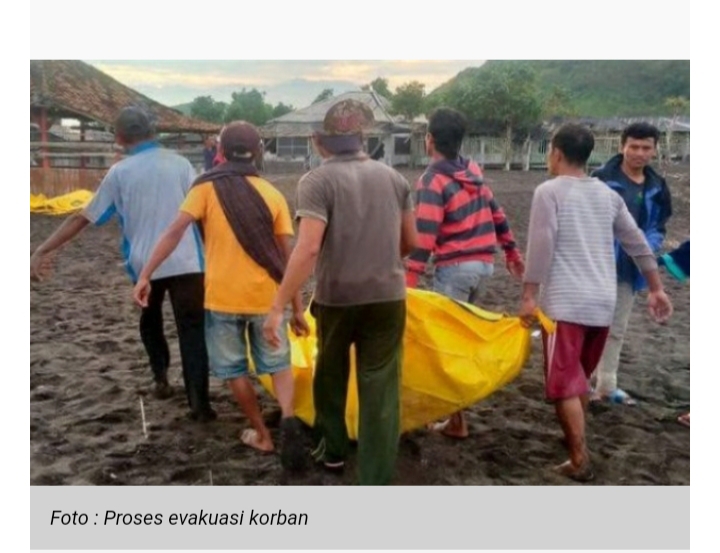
[85,60,487,108]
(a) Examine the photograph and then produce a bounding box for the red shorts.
[541,321,609,401]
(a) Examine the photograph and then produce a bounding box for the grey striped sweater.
[524,176,657,327]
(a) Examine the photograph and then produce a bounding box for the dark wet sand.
[30,166,690,485]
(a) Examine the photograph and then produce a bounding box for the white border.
[20,1,698,552]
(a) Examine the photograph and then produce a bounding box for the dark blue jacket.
[591,154,673,292]
[204,146,217,171]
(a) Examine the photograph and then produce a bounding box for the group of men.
[30,98,681,485]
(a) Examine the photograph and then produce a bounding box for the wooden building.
[30,60,221,195]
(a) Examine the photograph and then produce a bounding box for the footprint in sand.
[95,340,121,354]
[31,386,56,402]
[74,408,133,426]
[169,466,206,484]
[32,473,68,485]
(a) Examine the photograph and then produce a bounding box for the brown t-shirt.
[296,152,414,306]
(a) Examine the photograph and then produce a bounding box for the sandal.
[428,418,469,439]
[677,413,690,428]
[590,389,636,406]
[608,389,637,405]
[554,460,595,482]
[240,429,274,454]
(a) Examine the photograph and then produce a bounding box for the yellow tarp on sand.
[30,190,94,215]
[28,189,552,438]
[260,288,555,440]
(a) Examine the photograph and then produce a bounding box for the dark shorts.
[541,321,609,401]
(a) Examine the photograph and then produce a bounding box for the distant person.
[203,135,217,171]
[405,107,524,439]
[213,149,226,167]
[370,142,385,161]
[658,239,690,428]
[262,99,418,485]
[133,121,308,471]
[30,106,215,422]
[521,124,672,481]
[590,122,673,405]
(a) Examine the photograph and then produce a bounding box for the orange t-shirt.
[180,177,293,314]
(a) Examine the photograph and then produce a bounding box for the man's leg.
[554,397,590,469]
[542,322,594,481]
[139,277,172,398]
[430,263,490,438]
[167,273,214,419]
[556,325,611,479]
[354,300,406,485]
[249,313,306,471]
[594,282,636,400]
[227,376,274,452]
[205,310,273,451]
[444,266,494,437]
[312,303,355,468]
[248,313,295,418]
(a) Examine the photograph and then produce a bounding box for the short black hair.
[428,107,466,159]
[551,124,595,166]
[621,122,660,145]
[114,106,155,144]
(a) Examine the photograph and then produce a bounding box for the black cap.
[114,105,156,140]
[220,121,262,161]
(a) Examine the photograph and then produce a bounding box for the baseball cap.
[316,99,375,154]
[220,121,262,161]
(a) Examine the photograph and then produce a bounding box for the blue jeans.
[433,261,494,304]
[204,310,291,380]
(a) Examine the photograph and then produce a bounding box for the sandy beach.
[30,166,690,486]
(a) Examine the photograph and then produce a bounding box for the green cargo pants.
[311,300,405,485]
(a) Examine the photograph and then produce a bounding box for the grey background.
[31,486,689,550]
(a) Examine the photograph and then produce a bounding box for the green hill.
[430,60,689,117]
[172,102,193,116]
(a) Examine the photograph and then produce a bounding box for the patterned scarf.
[192,161,285,284]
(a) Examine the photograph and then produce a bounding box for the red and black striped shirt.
[406,157,521,277]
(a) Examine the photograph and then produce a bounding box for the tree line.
[187,65,689,170]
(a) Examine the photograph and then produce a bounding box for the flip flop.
[240,429,274,454]
[554,460,595,483]
[608,389,637,405]
[428,420,449,431]
[428,419,469,439]
[590,389,636,406]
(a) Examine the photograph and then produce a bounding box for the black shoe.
[153,379,173,399]
[310,437,345,473]
[320,459,345,474]
[187,408,217,423]
[280,417,308,472]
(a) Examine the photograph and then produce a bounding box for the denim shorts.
[204,310,291,380]
[433,261,494,304]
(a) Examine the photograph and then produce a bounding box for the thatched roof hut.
[30,60,220,134]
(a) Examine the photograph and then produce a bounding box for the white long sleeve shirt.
[524,175,657,327]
